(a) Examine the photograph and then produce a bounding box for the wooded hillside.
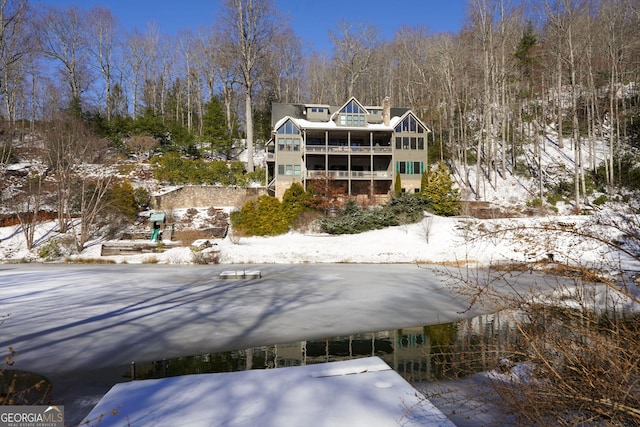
[1,0,639,215]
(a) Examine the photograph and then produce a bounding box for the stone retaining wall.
[152,186,267,210]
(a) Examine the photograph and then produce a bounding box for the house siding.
[267,97,430,202]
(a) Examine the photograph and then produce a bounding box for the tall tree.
[219,0,278,172]
[0,0,31,124]
[36,5,90,113]
[269,25,303,103]
[202,96,234,159]
[329,20,380,100]
[87,7,121,123]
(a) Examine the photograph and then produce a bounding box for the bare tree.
[303,51,332,103]
[210,26,240,138]
[41,113,106,233]
[269,26,303,103]
[13,169,45,250]
[218,0,278,172]
[442,214,640,425]
[87,7,121,123]
[469,0,497,200]
[329,20,380,100]
[69,175,112,252]
[0,0,32,124]
[124,30,147,118]
[36,5,91,112]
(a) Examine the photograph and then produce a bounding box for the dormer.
[333,97,368,127]
[304,104,330,122]
[276,118,300,135]
[366,106,383,124]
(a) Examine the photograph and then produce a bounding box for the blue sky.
[35,0,468,52]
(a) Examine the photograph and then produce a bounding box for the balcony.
[306,169,392,179]
[304,145,392,154]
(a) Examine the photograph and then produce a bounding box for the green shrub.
[421,162,461,216]
[38,237,75,260]
[231,195,289,236]
[105,180,139,220]
[526,198,543,207]
[320,204,399,234]
[394,172,402,195]
[151,153,265,186]
[282,182,311,223]
[593,194,607,206]
[38,239,62,260]
[320,194,432,235]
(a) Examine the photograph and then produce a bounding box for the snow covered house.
[266,97,431,203]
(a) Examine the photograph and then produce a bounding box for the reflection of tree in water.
[394,313,521,382]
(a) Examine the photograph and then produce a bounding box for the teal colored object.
[150,212,166,241]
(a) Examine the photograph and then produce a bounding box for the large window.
[277,119,300,135]
[338,99,366,127]
[394,115,425,133]
[396,161,424,175]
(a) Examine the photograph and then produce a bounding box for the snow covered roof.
[81,357,455,427]
[273,115,400,132]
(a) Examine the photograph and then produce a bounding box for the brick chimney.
[382,96,390,126]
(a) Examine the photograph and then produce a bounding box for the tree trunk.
[245,85,254,172]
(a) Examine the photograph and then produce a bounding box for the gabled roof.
[395,110,432,133]
[330,96,369,121]
[271,98,425,132]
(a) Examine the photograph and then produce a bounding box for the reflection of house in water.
[134,312,520,383]
[261,313,518,382]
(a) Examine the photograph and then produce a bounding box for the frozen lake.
[0,263,557,423]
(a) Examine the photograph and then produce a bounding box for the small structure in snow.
[219,270,262,279]
[149,212,166,241]
[81,357,455,427]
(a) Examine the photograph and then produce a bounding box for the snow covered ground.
[1,203,639,426]
[1,210,635,271]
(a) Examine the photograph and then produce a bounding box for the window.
[343,100,364,114]
[394,115,425,133]
[277,119,300,135]
[278,164,302,176]
[277,137,300,151]
[338,99,366,127]
[395,136,425,150]
[396,161,424,175]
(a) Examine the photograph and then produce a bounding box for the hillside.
[1,119,639,268]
